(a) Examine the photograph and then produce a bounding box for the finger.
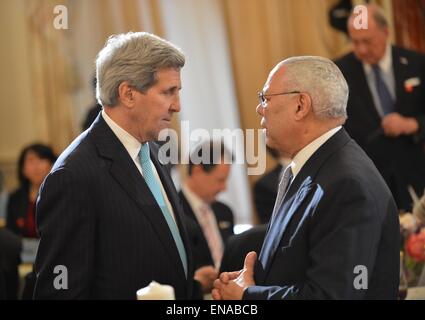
[243,251,257,276]
[219,272,230,284]
[213,278,223,289]
[212,288,222,300]
[209,270,219,280]
[226,270,242,280]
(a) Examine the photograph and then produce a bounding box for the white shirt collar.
[102,110,142,162]
[363,43,392,74]
[290,126,342,177]
[279,158,292,168]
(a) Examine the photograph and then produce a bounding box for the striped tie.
[269,166,293,226]
[259,166,293,268]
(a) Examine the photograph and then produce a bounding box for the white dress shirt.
[102,110,177,223]
[290,126,342,179]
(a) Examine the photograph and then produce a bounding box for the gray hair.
[96,32,185,107]
[280,56,348,120]
[371,6,388,29]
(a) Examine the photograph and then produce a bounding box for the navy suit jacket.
[244,129,400,300]
[336,47,425,211]
[33,114,196,299]
[220,224,267,274]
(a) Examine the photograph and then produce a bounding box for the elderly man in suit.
[335,4,425,211]
[213,56,400,300]
[34,32,198,299]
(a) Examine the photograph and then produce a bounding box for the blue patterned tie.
[139,143,187,277]
[372,64,394,115]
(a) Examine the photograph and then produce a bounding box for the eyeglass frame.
[257,90,301,107]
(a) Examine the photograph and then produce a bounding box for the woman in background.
[6,143,56,238]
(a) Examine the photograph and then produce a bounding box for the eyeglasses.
[258,90,300,107]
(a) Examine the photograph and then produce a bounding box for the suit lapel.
[259,129,351,280]
[91,115,189,284]
[392,47,409,111]
[259,178,314,277]
[349,55,382,124]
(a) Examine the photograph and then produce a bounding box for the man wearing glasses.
[213,56,400,300]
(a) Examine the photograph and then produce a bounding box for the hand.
[194,265,218,293]
[212,251,257,300]
[381,113,419,137]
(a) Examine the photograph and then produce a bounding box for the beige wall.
[0,0,40,190]
[0,0,149,191]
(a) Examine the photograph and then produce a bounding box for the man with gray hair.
[336,4,425,212]
[34,32,199,299]
[213,56,400,299]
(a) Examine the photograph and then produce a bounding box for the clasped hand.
[212,251,257,300]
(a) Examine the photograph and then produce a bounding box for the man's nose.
[256,103,264,116]
[221,182,227,192]
[356,43,368,57]
[170,93,181,112]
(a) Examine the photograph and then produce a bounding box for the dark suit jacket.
[244,129,400,300]
[179,191,234,269]
[254,164,282,224]
[336,47,425,211]
[6,187,30,237]
[219,224,267,273]
[0,228,21,299]
[34,114,196,299]
[82,104,102,131]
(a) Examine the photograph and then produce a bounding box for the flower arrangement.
[399,193,425,287]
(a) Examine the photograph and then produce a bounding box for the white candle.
[136,281,175,300]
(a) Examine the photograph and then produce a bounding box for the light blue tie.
[139,143,187,277]
[372,64,394,115]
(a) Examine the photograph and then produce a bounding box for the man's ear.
[294,92,312,120]
[382,26,389,39]
[117,81,136,108]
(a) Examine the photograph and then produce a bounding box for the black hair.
[17,143,57,190]
[188,140,233,176]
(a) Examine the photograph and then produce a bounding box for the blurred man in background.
[336,4,425,211]
[180,140,234,293]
